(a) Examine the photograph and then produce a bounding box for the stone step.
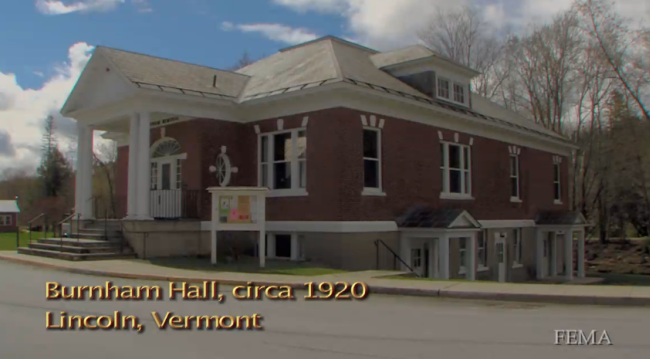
[17,248,136,261]
[38,238,123,248]
[69,231,122,240]
[83,221,123,230]
[29,243,131,254]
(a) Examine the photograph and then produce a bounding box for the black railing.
[28,213,46,246]
[150,189,201,219]
[374,239,419,277]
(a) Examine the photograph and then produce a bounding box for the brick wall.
[115,107,569,222]
[0,213,17,233]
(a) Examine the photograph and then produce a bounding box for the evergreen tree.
[37,116,72,197]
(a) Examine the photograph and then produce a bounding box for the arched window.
[151,138,181,158]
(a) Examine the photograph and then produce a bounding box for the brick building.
[60,36,588,282]
[0,200,19,233]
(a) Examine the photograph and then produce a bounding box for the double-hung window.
[0,215,11,226]
[510,154,520,200]
[513,228,523,267]
[437,78,450,99]
[259,129,307,195]
[363,128,383,194]
[553,162,561,203]
[440,142,472,199]
[453,83,465,104]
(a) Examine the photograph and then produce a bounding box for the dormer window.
[437,78,450,99]
[453,83,465,104]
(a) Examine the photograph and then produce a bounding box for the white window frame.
[175,159,182,190]
[440,141,473,200]
[553,162,562,204]
[459,238,467,274]
[453,82,466,105]
[258,128,308,198]
[437,78,450,100]
[513,228,523,268]
[510,154,521,202]
[0,215,11,226]
[411,248,422,269]
[362,127,385,196]
[477,230,488,271]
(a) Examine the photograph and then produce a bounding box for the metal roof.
[0,200,20,213]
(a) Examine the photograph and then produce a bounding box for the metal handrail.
[375,239,420,277]
[57,211,78,238]
[28,213,46,245]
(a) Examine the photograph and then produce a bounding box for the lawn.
[588,273,650,286]
[0,230,55,251]
[146,256,348,276]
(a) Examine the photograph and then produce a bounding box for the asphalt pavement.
[0,260,648,359]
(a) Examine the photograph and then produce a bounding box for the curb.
[2,254,649,306]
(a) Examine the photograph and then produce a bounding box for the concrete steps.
[19,220,135,261]
[17,247,136,261]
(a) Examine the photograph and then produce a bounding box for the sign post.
[207,187,268,267]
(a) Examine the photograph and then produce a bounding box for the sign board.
[218,195,257,224]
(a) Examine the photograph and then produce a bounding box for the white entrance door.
[151,159,182,218]
[410,247,424,277]
[495,234,507,282]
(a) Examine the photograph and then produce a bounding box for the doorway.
[495,234,507,282]
[151,158,182,218]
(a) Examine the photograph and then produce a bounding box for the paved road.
[0,261,648,359]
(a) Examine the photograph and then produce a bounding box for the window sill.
[459,268,466,275]
[477,266,489,272]
[553,200,563,205]
[512,263,524,269]
[362,188,387,197]
[267,189,308,198]
[440,193,474,201]
[510,197,522,203]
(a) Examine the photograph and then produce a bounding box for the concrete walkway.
[1,251,649,306]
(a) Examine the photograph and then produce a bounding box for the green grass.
[0,230,55,251]
[384,275,483,283]
[145,256,348,276]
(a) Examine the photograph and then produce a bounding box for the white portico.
[61,46,247,221]
[534,211,589,281]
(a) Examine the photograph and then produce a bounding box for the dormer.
[370,45,481,108]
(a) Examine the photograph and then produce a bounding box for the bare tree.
[576,0,650,120]
[93,141,118,218]
[230,50,255,71]
[417,5,511,100]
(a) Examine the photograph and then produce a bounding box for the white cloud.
[0,42,107,173]
[35,0,125,15]
[132,0,153,13]
[224,22,319,45]
[273,0,650,50]
[33,71,45,77]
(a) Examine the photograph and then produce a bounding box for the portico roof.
[535,211,589,226]
[0,200,20,213]
[396,206,481,229]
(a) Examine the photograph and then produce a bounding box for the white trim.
[469,138,474,146]
[302,116,309,127]
[267,189,308,198]
[254,125,260,134]
[554,200,563,205]
[277,119,284,130]
[258,127,308,195]
[512,264,524,269]
[478,219,536,228]
[440,193,474,200]
[363,127,383,193]
[370,115,377,127]
[267,221,399,233]
[448,210,481,228]
[477,266,489,272]
[361,115,368,126]
[454,133,459,143]
[362,189,387,196]
[438,131,444,140]
[510,197,522,203]
[378,118,385,129]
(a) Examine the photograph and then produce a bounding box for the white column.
[267,234,276,258]
[399,235,411,272]
[428,238,436,278]
[79,125,94,220]
[75,123,86,216]
[211,194,218,265]
[536,229,544,280]
[125,113,140,219]
[136,112,152,220]
[578,229,585,278]
[565,229,574,281]
[439,235,450,280]
[467,233,476,280]
[551,232,558,276]
[290,234,300,261]
[259,195,266,268]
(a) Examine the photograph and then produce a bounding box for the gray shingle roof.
[0,200,20,213]
[370,45,480,75]
[98,47,250,99]
[396,205,472,229]
[535,211,587,225]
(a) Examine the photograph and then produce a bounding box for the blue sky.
[0,0,345,90]
[0,0,647,172]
